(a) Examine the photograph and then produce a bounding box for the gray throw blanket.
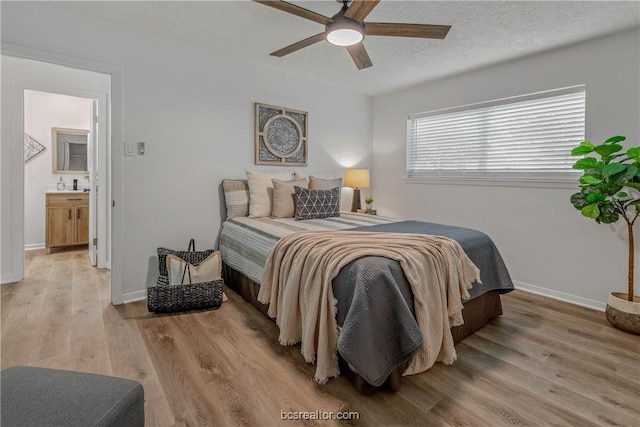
[333,257,422,386]
[332,220,514,386]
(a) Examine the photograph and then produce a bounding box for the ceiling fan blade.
[365,22,451,39]
[270,33,326,57]
[344,0,380,22]
[346,43,373,70]
[254,0,332,25]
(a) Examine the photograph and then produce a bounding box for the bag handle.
[181,239,196,285]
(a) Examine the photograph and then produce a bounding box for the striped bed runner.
[219,212,400,285]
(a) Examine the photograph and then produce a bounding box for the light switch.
[138,142,145,155]
[124,141,136,156]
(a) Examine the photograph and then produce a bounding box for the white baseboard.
[121,289,147,304]
[514,280,606,312]
[1,274,14,285]
[24,243,45,251]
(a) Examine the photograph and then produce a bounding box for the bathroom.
[24,90,94,262]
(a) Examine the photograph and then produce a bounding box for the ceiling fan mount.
[254,0,451,70]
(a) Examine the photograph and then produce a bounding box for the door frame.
[88,99,98,266]
[2,42,125,304]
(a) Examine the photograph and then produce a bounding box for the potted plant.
[570,135,640,334]
[364,195,374,212]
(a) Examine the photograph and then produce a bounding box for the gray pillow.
[309,176,342,191]
[309,176,343,208]
[272,178,308,218]
[294,186,340,220]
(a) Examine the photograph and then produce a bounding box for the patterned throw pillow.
[294,186,340,220]
[222,179,249,219]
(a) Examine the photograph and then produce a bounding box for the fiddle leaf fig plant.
[570,136,640,301]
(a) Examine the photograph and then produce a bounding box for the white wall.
[1,2,373,301]
[372,28,640,309]
[24,90,92,249]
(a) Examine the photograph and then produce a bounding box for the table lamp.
[344,168,370,212]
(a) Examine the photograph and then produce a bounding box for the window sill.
[404,177,578,189]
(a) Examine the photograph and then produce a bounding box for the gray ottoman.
[1,366,144,427]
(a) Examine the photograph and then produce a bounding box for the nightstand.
[357,208,377,215]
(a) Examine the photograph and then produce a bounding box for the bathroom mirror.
[52,127,89,174]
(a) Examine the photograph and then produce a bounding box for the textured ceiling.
[53,1,640,96]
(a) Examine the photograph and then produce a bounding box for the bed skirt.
[223,264,503,394]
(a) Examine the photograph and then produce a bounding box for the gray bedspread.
[332,220,514,386]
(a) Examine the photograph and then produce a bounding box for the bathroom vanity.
[45,191,89,254]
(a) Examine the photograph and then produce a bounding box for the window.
[407,85,586,183]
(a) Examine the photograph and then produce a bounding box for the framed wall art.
[24,133,46,163]
[255,102,308,166]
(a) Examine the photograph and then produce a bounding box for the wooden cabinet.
[46,193,89,254]
[75,206,90,244]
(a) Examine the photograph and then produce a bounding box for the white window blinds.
[407,86,586,181]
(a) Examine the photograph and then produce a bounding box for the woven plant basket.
[148,243,223,313]
[147,279,223,313]
[605,292,640,335]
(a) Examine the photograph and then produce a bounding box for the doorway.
[24,90,99,265]
[1,52,118,299]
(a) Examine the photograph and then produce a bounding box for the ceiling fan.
[254,0,451,70]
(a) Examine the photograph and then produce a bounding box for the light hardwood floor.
[2,248,639,426]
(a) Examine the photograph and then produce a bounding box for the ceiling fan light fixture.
[326,18,364,46]
[257,0,451,70]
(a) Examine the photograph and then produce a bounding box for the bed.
[219,212,514,393]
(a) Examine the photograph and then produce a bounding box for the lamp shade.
[344,168,370,189]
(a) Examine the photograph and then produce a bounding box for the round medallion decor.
[263,114,303,159]
[255,103,308,165]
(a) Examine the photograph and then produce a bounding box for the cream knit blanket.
[257,230,480,384]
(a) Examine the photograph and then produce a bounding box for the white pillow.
[166,252,221,285]
[246,169,294,217]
